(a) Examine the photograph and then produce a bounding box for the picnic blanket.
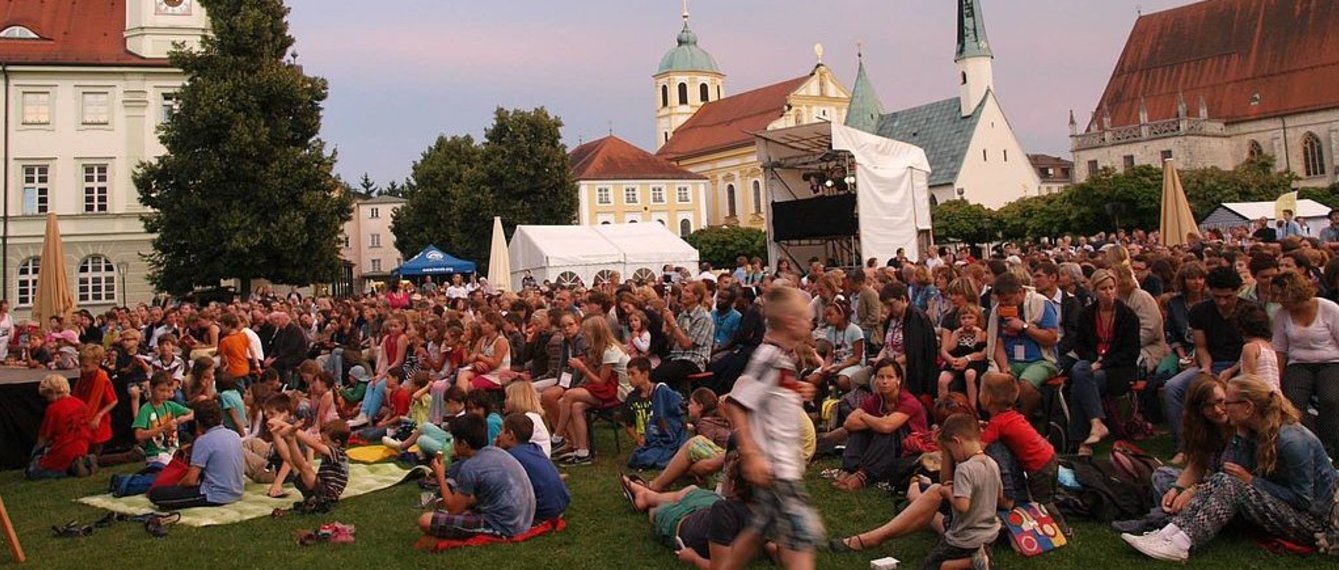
[413,518,567,552]
[77,463,427,527]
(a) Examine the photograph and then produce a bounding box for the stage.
[0,368,77,471]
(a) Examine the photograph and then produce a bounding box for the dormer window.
[0,26,40,40]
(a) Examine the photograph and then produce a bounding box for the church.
[1071,0,1339,188]
[0,0,207,310]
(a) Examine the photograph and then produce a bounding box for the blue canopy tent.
[394,245,476,276]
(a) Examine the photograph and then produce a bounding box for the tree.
[135,0,352,297]
[931,199,996,244]
[391,108,577,274]
[356,173,378,198]
[1181,156,1294,218]
[381,179,406,198]
[684,226,767,269]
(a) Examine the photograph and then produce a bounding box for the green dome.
[657,22,720,74]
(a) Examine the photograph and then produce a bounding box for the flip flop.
[618,473,637,510]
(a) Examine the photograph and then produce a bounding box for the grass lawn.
[0,430,1332,569]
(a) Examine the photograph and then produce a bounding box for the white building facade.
[339,194,405,290]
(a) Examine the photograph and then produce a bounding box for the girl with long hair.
[551,316,630,465]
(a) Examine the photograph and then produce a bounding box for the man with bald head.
[265,311,308,389]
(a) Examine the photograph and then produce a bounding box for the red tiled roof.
[0,0,167,66]
[1087,0,1339,130]
[570,136,705,181]
[656,75,810,161]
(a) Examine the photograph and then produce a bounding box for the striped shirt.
[315,446,349,502]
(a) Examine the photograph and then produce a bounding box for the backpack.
[1058,454,1153,522]
[1110,440,1162,486]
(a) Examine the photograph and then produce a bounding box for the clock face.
[155,0,192,16]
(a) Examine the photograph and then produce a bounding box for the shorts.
[428,510,500,539]
[686,435,724,463]
[1009,360,1058,389]
[470,374,502,391]
[747,479,825,551]
[651,487,720,550]
[923,539,993,570]
[586,379,619,404]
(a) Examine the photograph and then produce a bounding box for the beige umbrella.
[1160,159,1200,248]
[32,213,75,329]
[487,216,512,292]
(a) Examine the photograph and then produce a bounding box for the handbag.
[999,502,1068,557]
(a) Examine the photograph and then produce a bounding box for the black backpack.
[1058,454,1154,522]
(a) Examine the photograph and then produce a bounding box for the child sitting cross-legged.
[417,414,536,540]
[624,356,687,470]
[383,385,466,459]
[26,374,96,479]
[979,372,1070,537]
[496,413,570,524]
[269,416,351,513]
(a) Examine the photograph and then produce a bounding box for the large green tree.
[931,199,996,244]
[135,0,351,296]
[684,226,767,268]
[391,108,576,273]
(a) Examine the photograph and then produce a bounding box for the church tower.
[845,48,884,134]
[654,3,724,149]
[956,0,994,117]
[125,0,209,59]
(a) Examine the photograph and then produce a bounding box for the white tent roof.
[1221,199,1330,220]
[509,223,699,286]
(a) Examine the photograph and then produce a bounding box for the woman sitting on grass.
[1123,375,1339,562]
[831,357,928,492]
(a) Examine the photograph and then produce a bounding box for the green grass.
[0,430,1332,569]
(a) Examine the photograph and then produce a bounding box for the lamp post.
[116,261,128,308]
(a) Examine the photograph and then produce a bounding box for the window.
[726,184,737,218]
[751,180,762,214]
[1060,167,1071,179]
[83,164,109,213]
[676,185,690,203]
[717,85,722,99]
[77,256,116,304]
[596,186,612,205]
[1303,132,1326,177]
[1003,150,1008,162]
[161,93,179,122]
[22,165,49,215]
[624,186,639,204]
[1248,140,1264,159]
[16,258,39,307]
[1122,155,1136,171]
[660,84,668,108]
[21,92,50,125]
[369,207,380,219]
[1087,160,1099,177]
[651,186,666,204]
[341,234,350,248]
[983,149,988,162]
[1160,149,1174,161]
[370,259,382,272]
[1040,167,1054,178]
[699,83,709,103]
[369,233,381,248]
[81,92,110,125]
[961,72,967,85]
[677,82,688,105]
[0,26,40,39]
[679,218,692,237]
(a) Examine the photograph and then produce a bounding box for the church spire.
[845,47,884,134]
[956,0,993,62]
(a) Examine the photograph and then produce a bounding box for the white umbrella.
[488,216,512,292]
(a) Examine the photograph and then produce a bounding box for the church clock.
[155,0,192,16]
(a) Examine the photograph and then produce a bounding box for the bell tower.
[955,0,994,117]
[654,2,724,149]
[125,0,209,59]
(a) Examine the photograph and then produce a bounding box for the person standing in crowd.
[1270,271,1339,456]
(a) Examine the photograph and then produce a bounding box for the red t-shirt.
[388,386,412,417]
[71,369,116,444]
[39,395,92,471]
[981,409,1055,472]
[860,389,930,436]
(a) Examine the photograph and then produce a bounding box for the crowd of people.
[18,213,1339,568]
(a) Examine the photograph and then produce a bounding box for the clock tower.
[125,0,209,59]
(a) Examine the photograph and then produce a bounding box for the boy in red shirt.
[27,374,95,479]
[979,372,1069,535]
[356,367,412,442]
[71,345,116,457]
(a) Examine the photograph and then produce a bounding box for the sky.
[283,0,1193,186]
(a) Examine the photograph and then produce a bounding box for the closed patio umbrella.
[32,213,75,329]
[488,216,512,293]
[1160,159,1200,248]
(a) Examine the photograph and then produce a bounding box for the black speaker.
[770,194,858,241]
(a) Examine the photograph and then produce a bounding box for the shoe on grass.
[559,452,592,466]
[381,436,402,450]
[1121,532,1189,563]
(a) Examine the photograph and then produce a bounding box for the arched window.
[961,71,967,85]
[632,268,657,284]
[0,26,39,39]
[16,257,38,307]
[555,272,581,288]
[1248,139,1264,159]
[593,270,617,286]
[929,194,940,208]
[78,255,116,304]
[751,180,763,214]
[699,83,709,103]
[660,84,668,108]
[726,184,738,218]
[677,82,688,105]
[679,218,692,237]
[1303,132,1326,177]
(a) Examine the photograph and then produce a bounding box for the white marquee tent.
[509,223,699,287]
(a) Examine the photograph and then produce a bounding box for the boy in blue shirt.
[497,413,570,523]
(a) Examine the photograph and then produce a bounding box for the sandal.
[51,521,93,538]
[144,512,180,538]
[619,473,638,511]
[819,468,843,480]
[835,471,868,491]
[829,534,867,552]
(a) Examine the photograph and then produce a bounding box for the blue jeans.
[986,441,1030,504]
[25,456,67,480]
[1069,360,1108,442]
[360,378,387,418]
[1163,362,1233,448]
